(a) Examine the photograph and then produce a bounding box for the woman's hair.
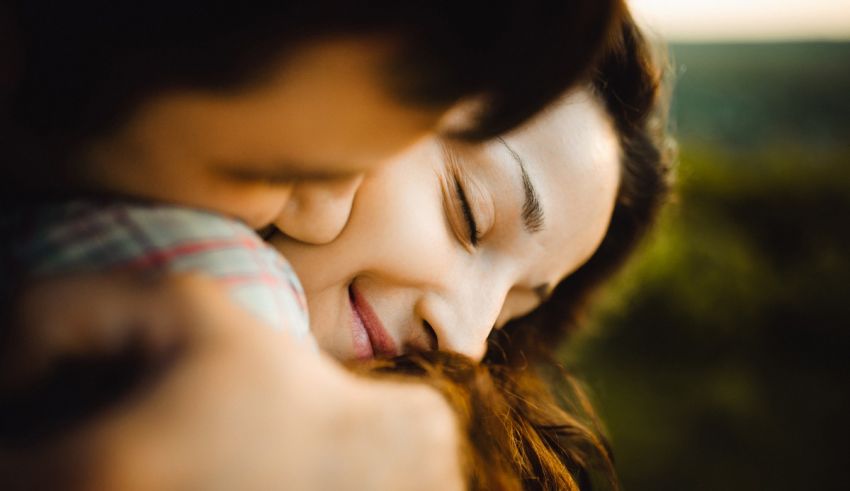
[491,10,672,364]
[0,0,623,194]
[364,11,672,491]
[359,351,619,491]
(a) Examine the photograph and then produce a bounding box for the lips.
[348,284,397,359]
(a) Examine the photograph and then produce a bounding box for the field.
[565,42,850,490]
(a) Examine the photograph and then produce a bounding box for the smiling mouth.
[348,283,397,359]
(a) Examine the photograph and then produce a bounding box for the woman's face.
[271,90,621,361]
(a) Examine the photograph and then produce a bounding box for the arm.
[1,274,464,491]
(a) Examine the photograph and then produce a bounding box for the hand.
[1,273,464,491]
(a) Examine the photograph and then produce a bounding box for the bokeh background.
[564,2,850,489]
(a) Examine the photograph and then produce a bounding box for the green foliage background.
[564,43,850,490]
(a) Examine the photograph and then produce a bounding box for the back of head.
[0,0,624,195]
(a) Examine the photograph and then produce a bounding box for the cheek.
[275,159,460,294]
[350,161,459,283]
[495,288,541,328]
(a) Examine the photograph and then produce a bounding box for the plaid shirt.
[5,200,312,344]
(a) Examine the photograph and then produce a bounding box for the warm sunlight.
[629,0,850,40]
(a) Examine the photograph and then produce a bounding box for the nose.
[427,314,491,361]
[416,285,508,362]
[274,175,364,244]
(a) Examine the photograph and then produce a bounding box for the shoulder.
[10,200,313,342]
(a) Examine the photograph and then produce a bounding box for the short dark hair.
[1,0,623,193]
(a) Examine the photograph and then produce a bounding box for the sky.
[628,0,850,41]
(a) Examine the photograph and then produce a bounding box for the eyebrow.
[497,137,544,233]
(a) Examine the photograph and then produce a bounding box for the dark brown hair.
[0,0,623,196]
[492,11,672,366]
[364,11,672,491]
[359,351,619,491]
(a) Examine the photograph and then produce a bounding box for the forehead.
[248,36,442,170]
[501,89,621,284]
[136,36,442,176]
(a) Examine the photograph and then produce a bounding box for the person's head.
[353,19,670,490]
[271,10,670,363]
[1,0,623,241]
[274,89,620,360]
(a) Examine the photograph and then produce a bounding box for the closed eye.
[439,168,479,252]
[454,176,479,247]
[438,142,482,252]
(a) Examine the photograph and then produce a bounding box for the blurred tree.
[563,42,850,491]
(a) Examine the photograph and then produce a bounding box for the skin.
[273,89,622,362]
[3,35,466,489]
[5,90,618,489]
[5,274,462,491]
[80,36,441,242]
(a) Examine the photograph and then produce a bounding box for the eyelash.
[439,165,480,252]
[454,177,480,247]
